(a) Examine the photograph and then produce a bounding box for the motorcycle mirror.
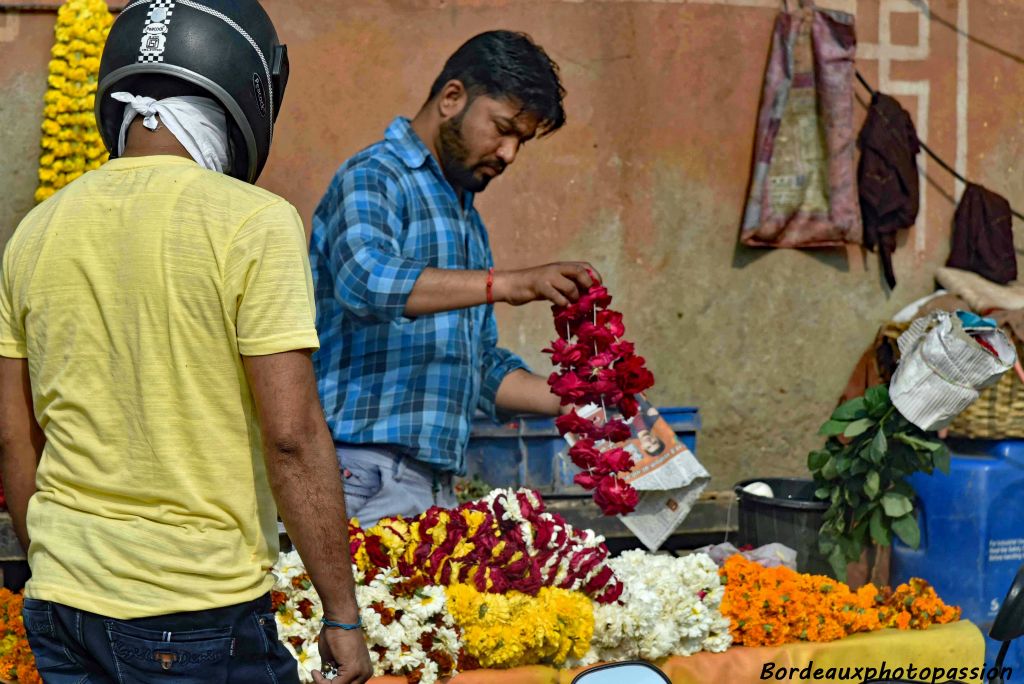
[991,562,1024,642]
[571,661,671,684]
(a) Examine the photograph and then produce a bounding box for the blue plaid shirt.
[309,117,528,474]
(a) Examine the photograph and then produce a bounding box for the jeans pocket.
[106,621,233,683]
[22,599,56,638]
[341,458,383,500]
[230,610,299,683]
[22,599,79,674]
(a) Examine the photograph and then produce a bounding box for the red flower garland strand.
[545,284,655,516]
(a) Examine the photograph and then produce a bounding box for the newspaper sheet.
[564,396,710,551]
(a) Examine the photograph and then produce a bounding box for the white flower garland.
[576,551,733,665]
[271,552,462,683]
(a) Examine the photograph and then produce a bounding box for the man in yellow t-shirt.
[0,2,370,683]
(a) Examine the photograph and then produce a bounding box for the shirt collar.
[384,116,476,211]
[384,117,432,170]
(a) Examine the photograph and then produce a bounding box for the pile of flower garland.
[270,490,966,683]
[0,590,40,684]
[36,0,112,203]
[545,284,655,515]
[270,489,739,683]
[720,555,961,647]
[349,488,624,604]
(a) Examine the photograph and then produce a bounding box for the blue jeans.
[22,593,299,684]
[338,445,457,528]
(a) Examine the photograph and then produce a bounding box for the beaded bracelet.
[322,616,362,631]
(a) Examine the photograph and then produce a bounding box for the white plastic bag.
[890,311,1015,431]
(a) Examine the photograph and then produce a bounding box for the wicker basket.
[879,320,1024,439]
[947,368,1024,438]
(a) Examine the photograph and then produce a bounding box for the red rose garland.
[545,284,655,516]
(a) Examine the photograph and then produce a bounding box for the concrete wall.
[1,0,1021,489]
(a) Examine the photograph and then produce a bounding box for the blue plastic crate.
[890,439,1024,674]
[464,407,700,495]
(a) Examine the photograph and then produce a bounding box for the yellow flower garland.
[445,584,594,669]
[36,0,113,203]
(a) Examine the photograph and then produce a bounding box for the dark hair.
[427,30,566,137]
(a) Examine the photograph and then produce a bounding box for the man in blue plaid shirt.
[310,31,599,526]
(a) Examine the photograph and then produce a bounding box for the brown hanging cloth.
[857,92,920,289]
[947,183,1017,285]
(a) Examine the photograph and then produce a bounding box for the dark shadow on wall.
[731,242,852,275]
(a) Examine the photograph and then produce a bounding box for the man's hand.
[313,628,373,683]
[494,262,601,307]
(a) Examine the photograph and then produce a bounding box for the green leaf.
[836,455,853,474]
[891,514,921,548]
[844,488,861,507]
[818,420,849,437]
[864,470,880,499]
[808,450,830,471]
[850,459,869,475]
[881,492,913,518]
[865,385,890,416]
[852,519,869,542]
[852,502,873,524]
[814,487,831,500]
[833,397,868,421]
[869,429,888,461]
[933,445,951,474]
[828,545,849,581]
[869,507,891,546]
[844,418,876,438]
[895,432,943,453]
[818,534,836,554]
[832,512,846,533]
[821,458,838,481]
[838,534,861,558]
[891,481,915,499]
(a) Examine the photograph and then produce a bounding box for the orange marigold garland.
[719,555,960,647]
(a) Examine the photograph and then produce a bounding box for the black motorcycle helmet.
[95,0,289,183]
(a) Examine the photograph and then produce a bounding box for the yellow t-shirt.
[0,155,319,618]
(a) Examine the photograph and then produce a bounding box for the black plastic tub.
[734,477,834,578]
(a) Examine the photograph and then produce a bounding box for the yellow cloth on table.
[651,620,986,684]
[365,621,985,683]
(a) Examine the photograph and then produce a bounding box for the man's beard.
[438,110,505,194]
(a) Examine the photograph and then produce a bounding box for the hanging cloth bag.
[740,0,862,248]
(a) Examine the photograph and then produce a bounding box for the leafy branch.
[808,384,950,581]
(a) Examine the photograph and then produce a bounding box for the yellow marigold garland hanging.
[36,0,113,203]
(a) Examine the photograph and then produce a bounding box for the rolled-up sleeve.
[477,304,529,421]
[314,163,428,323]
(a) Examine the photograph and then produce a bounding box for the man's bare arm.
[0,358,44,551]
[404,262,601,316]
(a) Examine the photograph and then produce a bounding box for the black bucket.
[734,478,834,578]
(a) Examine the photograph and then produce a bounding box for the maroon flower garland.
[545,284,655,516]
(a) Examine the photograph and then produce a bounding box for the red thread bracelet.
[486,267,495,305]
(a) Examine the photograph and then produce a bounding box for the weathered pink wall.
[1,1,1022,490]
